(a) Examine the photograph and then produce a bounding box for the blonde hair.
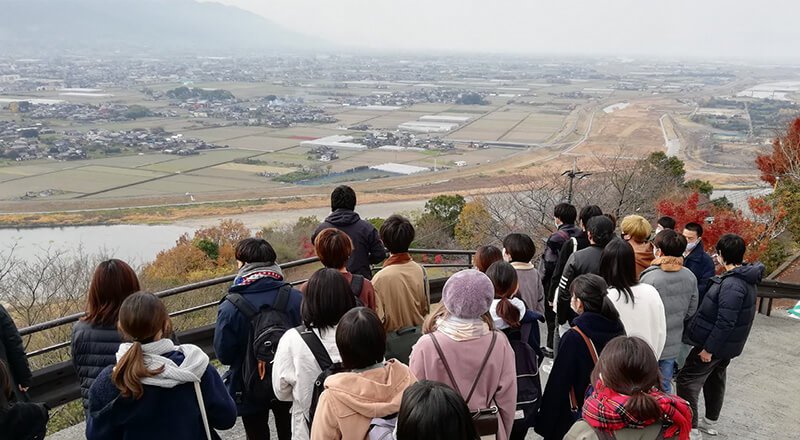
[621,215,652,243]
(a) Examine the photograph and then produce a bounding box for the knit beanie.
[441,269,495,319]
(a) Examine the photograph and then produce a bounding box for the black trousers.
[242,400,292,440]
[675,347,731,428]
[544,304,556,349]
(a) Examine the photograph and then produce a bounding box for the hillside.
[0,0,323,55]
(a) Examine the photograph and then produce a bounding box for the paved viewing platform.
[47,314,799,440]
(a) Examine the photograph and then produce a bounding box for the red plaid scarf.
[582,381,692,440]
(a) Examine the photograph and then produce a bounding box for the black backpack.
[504,322,542,430]
[350,274,365,307]
[298,325,349,429]
[225,284,293,406]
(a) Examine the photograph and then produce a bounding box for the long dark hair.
[302,268,357,329]
[112,292,171,399]
[591,336,663,421]
[396,380,479,440]
[599,238,638,304]
[485,261,521,327]
[84,259,140,326]
[570,274,620,322]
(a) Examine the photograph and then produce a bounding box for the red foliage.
[756,117,800,185]
[299,236,316,258]
[656,192,770,261]
[434,254,444,264]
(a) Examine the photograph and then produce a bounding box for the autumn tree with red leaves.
[756,117,800,243]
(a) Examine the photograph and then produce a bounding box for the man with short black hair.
[215,238,303,440]
[539,203,580,356]
[656,216,676,233]
[640,229,698,393]
[312,186,387,279]
[677,234,764,439]
[682,222,715,302]
[372,215,428,332]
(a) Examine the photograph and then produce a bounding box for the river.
[0,199,429,266]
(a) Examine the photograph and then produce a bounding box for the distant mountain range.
[0,0,325,55]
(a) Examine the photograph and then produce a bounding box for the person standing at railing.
[86,292,236,439]
[214,238,302,440]
[309,228,376,310]
[71,259,140,415]
[0,304,31,403]
[503,233,545,315]
[0,359,48,440]
[312,185,387,280]
[372,215,428,333]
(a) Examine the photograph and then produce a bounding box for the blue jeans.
[659,359,677,393]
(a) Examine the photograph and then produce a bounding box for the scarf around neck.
[234,262,284,287]
[651,256,684,272]
[436,315,490,342]
[582,381,692,440]
[115,339,209,389]
[384,253,412,268]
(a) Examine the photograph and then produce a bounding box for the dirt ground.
[47,314,800,440]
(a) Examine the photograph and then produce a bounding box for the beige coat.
[564,420,663,440]
[310,360,417,440]
[372,261,428,332]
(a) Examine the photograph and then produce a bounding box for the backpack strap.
[569,325,598,412]
[225,293,258,320]
[466,332,497,403]
[350,274,364,297]
[298,325,333,371]
[429,333,463,396]
[430,331,498,404]
[273,284,293,312]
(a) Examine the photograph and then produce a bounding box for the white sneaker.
[690,428,704,440]
[699,417,719,436]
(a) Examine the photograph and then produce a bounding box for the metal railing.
[21,248,474,409]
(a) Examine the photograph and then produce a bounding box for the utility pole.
[561,159,591,204]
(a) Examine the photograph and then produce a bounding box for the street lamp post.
[562,160,591,204]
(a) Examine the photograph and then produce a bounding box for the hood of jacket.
[722,263,765,285]
[572,311,626,343]
[323,360,415,418]
[325,209,361,227]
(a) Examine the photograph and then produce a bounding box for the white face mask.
[653,247,660,258]
[571,296,582,314]
[655,226,664,234]
[685,240,698,253]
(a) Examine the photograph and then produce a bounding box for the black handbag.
[431,331,499,439]
[385,326,422,365]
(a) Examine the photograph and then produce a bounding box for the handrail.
[19,249,474,355]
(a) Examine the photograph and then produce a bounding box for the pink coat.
[409,330,517,440]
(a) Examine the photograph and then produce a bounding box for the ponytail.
[485,261,520,328]
[112,341,164,399]
[625,390,662,422]
[496,297,521,328]
[600,295,620,322]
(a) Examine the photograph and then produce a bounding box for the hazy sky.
[206,0,799,60]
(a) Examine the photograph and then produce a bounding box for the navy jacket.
[535,312,626,440]
[0,305,32,390]
[86,351,237,440]
[683,240,716,302]
[540,224,581,294]
[71,321,123,413]
[685,263,764,360]
[213,277,302,415]
[312,209,387,279]
[0,401,48,440]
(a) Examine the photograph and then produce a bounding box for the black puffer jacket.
[0,304,32,389]
[312,209,387,279]
[685,263,764,360]
[70,321,122,413]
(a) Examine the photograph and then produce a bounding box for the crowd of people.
[0,185,766,440]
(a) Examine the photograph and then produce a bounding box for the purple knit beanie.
[441,269,495,319]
